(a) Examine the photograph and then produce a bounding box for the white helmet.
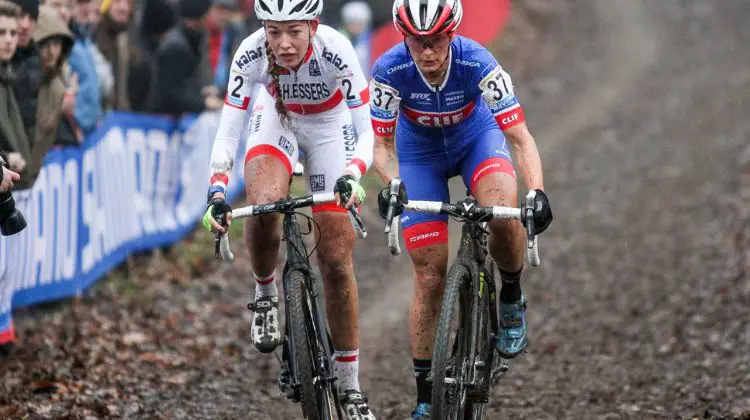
[254,0,323,21]
[392,0,463,36]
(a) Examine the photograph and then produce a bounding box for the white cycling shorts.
[244,88,358,213]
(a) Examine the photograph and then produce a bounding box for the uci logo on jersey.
[322,47,348,72]
[235,46,263,70]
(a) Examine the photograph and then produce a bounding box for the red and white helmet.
[392,0,463,37]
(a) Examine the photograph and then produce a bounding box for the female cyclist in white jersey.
[202,0,376,417]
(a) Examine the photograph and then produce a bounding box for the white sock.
[254,271,278,299]
[333,349,360,392]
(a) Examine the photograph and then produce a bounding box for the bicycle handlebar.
[383,177,541,267]
[213,192,367,261]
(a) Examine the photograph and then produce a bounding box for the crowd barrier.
[0,111,247,341]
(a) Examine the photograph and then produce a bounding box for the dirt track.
[2,0,750,419]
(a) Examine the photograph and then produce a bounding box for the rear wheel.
[431,263,472,419]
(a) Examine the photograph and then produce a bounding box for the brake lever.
[384,178,402,234]
[213,213,227,259]
[524,190,536,248]
[348,206,368,239]
[524,190,541,267]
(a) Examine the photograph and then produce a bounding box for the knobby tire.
[431,263,471,419]
[288,270,321,419]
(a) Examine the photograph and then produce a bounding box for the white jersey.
[209,25,374,192]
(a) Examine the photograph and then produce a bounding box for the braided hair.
[265,40,292,128]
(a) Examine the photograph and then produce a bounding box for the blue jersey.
[368,37,525,247]
[369,36,525,162]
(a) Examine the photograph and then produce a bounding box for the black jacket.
[149,23,210,115]
[10,43,41,145]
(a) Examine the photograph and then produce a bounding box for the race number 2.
[225,74,251,110]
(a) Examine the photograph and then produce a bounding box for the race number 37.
[479,66,514,107]
[370,80,399,112]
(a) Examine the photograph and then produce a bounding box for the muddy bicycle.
[214,188,367,420]
[383,178,541,419]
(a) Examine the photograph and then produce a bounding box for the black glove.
[334,174,356,203]
[525,189,552,234]
[203,196,232,231]
[377,180,408,220]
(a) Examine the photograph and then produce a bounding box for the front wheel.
[431,263,472,419]
[288,270,321,419]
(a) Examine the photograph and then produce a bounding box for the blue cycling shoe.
[496,295,528,358]
[411,402,431,419]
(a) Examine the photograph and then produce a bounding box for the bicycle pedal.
[491,362,509,384]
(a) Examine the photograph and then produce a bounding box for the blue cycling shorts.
[398,128,515,250]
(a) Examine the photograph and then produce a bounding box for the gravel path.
[2,1,749,419]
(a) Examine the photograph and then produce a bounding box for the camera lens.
[0,194,27,236]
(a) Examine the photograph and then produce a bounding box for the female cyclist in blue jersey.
[369,0,553,417]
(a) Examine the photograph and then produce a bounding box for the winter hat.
[213,0,235,10]
[142,0,176,34]
[341,1,371,25]
[178,0,211,19]
[9,0,38,20]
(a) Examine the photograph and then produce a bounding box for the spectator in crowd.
[149,0,220,115]
[8,0,39,143]
[205,0,241,96]
[234,0,259,37]
[127,0,175,112]
[87,0,115,113]
[68,0,102,136]
[19,7,74,187]
[41,0,81,147]
[95,0,131,110]
[339,1,372,73]
[43,0,72,22]
[0,0,30,178]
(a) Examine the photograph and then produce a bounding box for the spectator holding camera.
[1,161,19,193]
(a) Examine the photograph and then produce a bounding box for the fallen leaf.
[166,372,190,385]
[122,332,148,345]
[0,406,20,417]
[30,380,58,394]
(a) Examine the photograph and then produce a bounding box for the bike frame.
[281,212,340,411]
[382,178,540,418]
[214,190,366,419]
[451,221,501,404]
